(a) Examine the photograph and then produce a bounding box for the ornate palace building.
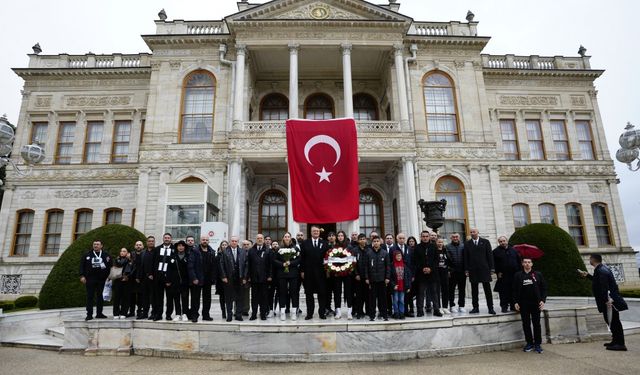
[1,0,637,295]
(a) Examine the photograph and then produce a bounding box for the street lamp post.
[0,114,46,183]
[615,122,640,171]
[418,199,447,234]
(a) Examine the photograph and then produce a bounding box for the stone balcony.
[155,20,228,35]
[408,21,478,37]
[25,53,152,69]
[233,120,402,134]
[482,54,592,70]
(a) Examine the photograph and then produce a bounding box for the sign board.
[201,222,228,251]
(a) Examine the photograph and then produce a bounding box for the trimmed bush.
[620,289,640,298]
[39,224,146,310]
[509,223,591,296]
[14,295,38,308]
[0,301,15,311]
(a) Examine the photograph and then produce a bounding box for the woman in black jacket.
[215,240,229,319]
[112,247,132,319]
[166,240,190,321]
[273,232,301,321]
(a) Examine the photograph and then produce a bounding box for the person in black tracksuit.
[494,236,522,313]
[139,236,155,319]
[128,240,145,317]
[195,235,217,321]
[364,237,390,321]
[79,239,112,320]
[166,240,190,320]
[187,240,204,322]
[513,257,547,353]
[112,248,133,318]
[434,238,452,312]
[152,233,174,321]
[446,233,466,312]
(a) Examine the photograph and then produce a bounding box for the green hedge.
[0,301,15,311]
[14,295,38,308]
[39,224,146,310]
[620,289,640,298]
[509,223,591,296]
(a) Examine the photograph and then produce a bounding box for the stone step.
[45,326,65,339]
[622,321,640,335]
[1,334,63,351]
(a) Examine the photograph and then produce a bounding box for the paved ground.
[0,334,638,375]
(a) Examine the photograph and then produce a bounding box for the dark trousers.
[498,275,516,309]
[305,282,327,318]
[417,279,439,313]
[449,271,467,307]
[242,285,250,314]
[201,283,212,318]
[603,308,625,345]
[164,284,177,318]
[279,278,299,308]
[471,281,494,309]
[112,278,130,316]
[325,278,335,310]
[139,277,152,317]
[520,302,542,345]
[437,268,449,309]
[167,284,188,316]
[268,279,279,311]
[368,281,388,319]
[353,278,367,316]
[85,279,106,317]
[216,282,226,318]
[224,281,244,318]
[405,279,416,313]
[251,282,269,317]
[332,276,352,308]
[189,284,202,319]
[129,280,142,316]
[152,278,166,318]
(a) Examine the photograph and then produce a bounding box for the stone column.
[227,158,243,237]
[342,43,354,118]
[393,44,409,130]
[233,44,247,125]
[289,44,299,119]
[402,157,420,236]
[488,165,506,236]
[287,168,300,237]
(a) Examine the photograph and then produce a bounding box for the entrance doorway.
[307,223,337,240]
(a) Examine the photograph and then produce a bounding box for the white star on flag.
[316,167,332,183]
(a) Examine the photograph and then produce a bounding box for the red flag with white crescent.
[286,118,359,223]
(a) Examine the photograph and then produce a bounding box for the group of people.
[79,226,627,352]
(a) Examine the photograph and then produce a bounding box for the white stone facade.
[1,0,637,296]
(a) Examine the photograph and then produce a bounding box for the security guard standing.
[80,239,112,321]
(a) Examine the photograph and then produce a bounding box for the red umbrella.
[513,244,544,260]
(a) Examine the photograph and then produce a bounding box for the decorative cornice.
[513,185,574,194]
[8,167,139,182]
[139,148,228,163]
[483,68,603,79]
[13,67,151,78]
[417,147,499,160]
[499,164,616,177]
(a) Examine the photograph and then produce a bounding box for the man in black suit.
[579,254,627,351]
[464,228,496,315]
[392,233,415,317]
[141,236,155,320]
[414,230,436,316]
[248,234,272,320]
[300,226,328,320]
[152,233,174,321]
[219,236,248,322]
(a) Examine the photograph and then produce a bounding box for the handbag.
[109,266,123,280]
[102,280,112,302]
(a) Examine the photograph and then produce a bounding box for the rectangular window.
[104,209,122,225]
[550,120,570,160]
[55,122,75,164]
[539,204,557,225]
[592,204,613,246]
[576,120,595,160]
[12,211,34,256]
[500,119,519,160]
[165,204,204,239]
[566,204,586,246]
[83,121,103,163]
[43,210,64,256]
[30,122,48,146]
[425,87,458,142]
[73,210,93,240]
[111,121,131,163]
[526,120,545,160]
[512,204,530,229]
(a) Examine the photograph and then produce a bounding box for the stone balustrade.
[409,21,478,37]
[482,54,591,70]
[27,53,151,69]
[155,20,228,35]
[236,120,401,133]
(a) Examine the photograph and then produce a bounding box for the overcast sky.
[1,1,638,262]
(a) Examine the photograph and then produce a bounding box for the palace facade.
[1,0,637,295]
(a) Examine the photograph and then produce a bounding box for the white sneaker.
[442,308,450,315]
[280,308,287,321]
[334,308,342,320]
[291,309,298,321]
[347,307,353,320]
[113,316,120,320]
[172,316,181,322]
[439,308,445,315]
[458,307,466,313]
[181,314,189,321]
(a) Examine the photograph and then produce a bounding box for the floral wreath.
[324,247,356,277]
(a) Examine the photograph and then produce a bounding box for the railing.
[27,53,151,69]
[409,21,477,37]
[155,20,228,35]
[482,54,591,70]
[237,120,401,133]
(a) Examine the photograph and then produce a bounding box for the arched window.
[43,209,64,256]
[104,208,123,225]
[73,209,93,241]
[304,93,334,120]
[359,189,383,236]
[260,93,289,120]
[592,203,614,246]
[353,93,378,120]
[538,203,557,225]
[435,177,467,239]
[566,203,587,246]
[512,204,530,229]
[12,210,35,256]
[180,71,215,143]
[423,72,459,142]
[259,190,287,241]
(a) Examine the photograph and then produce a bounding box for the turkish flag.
[286,118,359,223]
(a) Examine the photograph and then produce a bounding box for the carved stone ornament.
[512,185,574,194]
[588,183,605,193]
[418,147,498,159]
[498,95,559,106]
[274,2,366,20]
[65,95,132,107]
[34,95,52,108]
[570,95,587,106]
[54,189,120,199]
[20,191,36,199]
[19,168,139,181]
[139,149,229,163]
[500,164,615,177]
[0,275,22,294]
